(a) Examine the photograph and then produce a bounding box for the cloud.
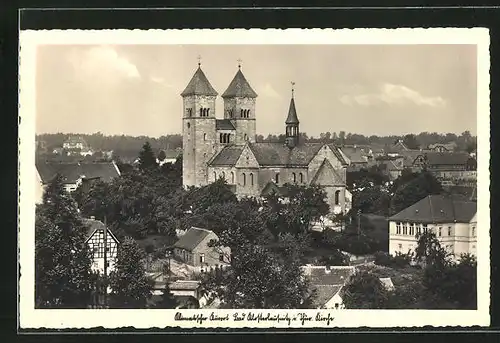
[260,83,281,98]
[150,76,175,89]
[340,83,446,108]
[68,46,140,82]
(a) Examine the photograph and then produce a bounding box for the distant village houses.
[35,160,121,203]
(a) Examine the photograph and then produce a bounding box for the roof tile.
[173,227,213,251]
[222,69,257,98]
[181,67,218,97]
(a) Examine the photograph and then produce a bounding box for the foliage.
[35,174,95,308]
[402,134,420,150]
[341,271,390,309]
[157,149,167,161]
[351,185,391,216]
[374,251,412,269]
[347,165,390,189]
[390,171,443,215]
[317,249,350,266]
[138,141,157,171]
[108,237,154,308]
[156,283,178,309]
[201,234,312,309]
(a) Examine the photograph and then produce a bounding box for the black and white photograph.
[18,28,490,328]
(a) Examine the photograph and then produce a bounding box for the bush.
[374,251,392,267]
[318,249,350,266]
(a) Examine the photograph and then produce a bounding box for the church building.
[181,62,351,215]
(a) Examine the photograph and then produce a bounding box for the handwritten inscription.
[174,311,336,326]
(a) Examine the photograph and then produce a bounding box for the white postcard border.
[19,28,491,329]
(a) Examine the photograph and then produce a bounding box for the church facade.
[181,63,351,215]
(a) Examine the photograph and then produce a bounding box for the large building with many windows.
[388,194,477,259]
[181,62,351,215]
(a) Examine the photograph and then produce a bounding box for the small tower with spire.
[180,57,218,187]
[222,59,258,144]
[285,82,300,149]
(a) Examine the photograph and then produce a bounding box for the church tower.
[285,83,300,149]
[222,63,258,144]
[181,61,218,188]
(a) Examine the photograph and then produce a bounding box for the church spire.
[285,82,300,149]
[180,57,218,97]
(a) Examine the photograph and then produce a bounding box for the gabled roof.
[82,218,119,243]
[181,66,218,97]
[389,194,477,223]
[285,98,299,124]
[340,147,368,164]
[420,152,471,166]
[311,285,343,308]
[260,181,290,197]
[222,69,258,98]
[36,161,121,184]
[208,146,244,166]
[216,119,236,130]
[310,159,344,186]
[173,227,213,251]
[306,267,354,285]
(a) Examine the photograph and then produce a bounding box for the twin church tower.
[181,61,300,188]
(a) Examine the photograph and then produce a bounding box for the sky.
[36,44,477,137]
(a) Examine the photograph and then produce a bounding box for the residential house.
[173,227,231,268]
[340,146,370,172]
[428,142,458,152]
[35,161,121,203]
[149,273,204,308]
[388,194,477,259]
[62,136,94,156]
[83,218,119,275]
[302,265,356,310]
[157,147,182,166]
[412,151,477,185]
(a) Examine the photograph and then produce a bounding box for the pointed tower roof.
[222,69,258,98]
[286,97,299,124]
[181,66,218,97]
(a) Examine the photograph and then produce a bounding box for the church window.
[207,108,210,116]
[231,172,235,184]
[275,173,280,184]
[213,171,217,180]
[203,133,207,141]
[244,134,248,141]
[187,122,191,129]
[199,108,203,116]
[292,172,296,183]
[299,172,304,183]
[250,173,254,186]
[242,173,246,186]
[335,190,340,205]
[240,109,244,117]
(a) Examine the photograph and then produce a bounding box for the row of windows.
[220,133,231,144]
[199,253,225,263]
[395,222,476,237]
[215,171,255,186]
[286,125,299,136]
[185,108,212,117]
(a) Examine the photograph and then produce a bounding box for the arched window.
[275,173,280,184]
[199,108,203,116]
[250,173,254,186]
[292,172,296,183]
[187,122,191,129]
[240,109,244,117]
[244,134,248,141]
[219,134,223,143]
[213,171,217,180]
[242,173,246,186]
[207,108,210,116]
[203,133,207,141]
[299,172,303,183]
[335,190,341,205]
[231,172,235,184]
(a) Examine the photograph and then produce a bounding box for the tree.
[341,271,389,309]
[35,174,95,308]
[156,282,178,309]
[138,141,157,171]
[201,234,312,309]
[390,172,443,215]
[157,149,166,161]
[402,134,420,150]
[108,237,154,308]
[183,178,238,215]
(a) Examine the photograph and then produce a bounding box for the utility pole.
[103,215,108,308]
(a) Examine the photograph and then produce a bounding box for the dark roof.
[173,227,212,251]
[340,147,368,164]
[285,98,299,124]
[216,119,236,130]
[422,152,471,166]
[389,194,477,223]
[248,142,347,167]
[307,267,353,285]
[221,69,258,98]
[311,285,343,308]
[36,161,120,184]
[181,67,218,97]
[208,146,244,166]
[81,218,119,242]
